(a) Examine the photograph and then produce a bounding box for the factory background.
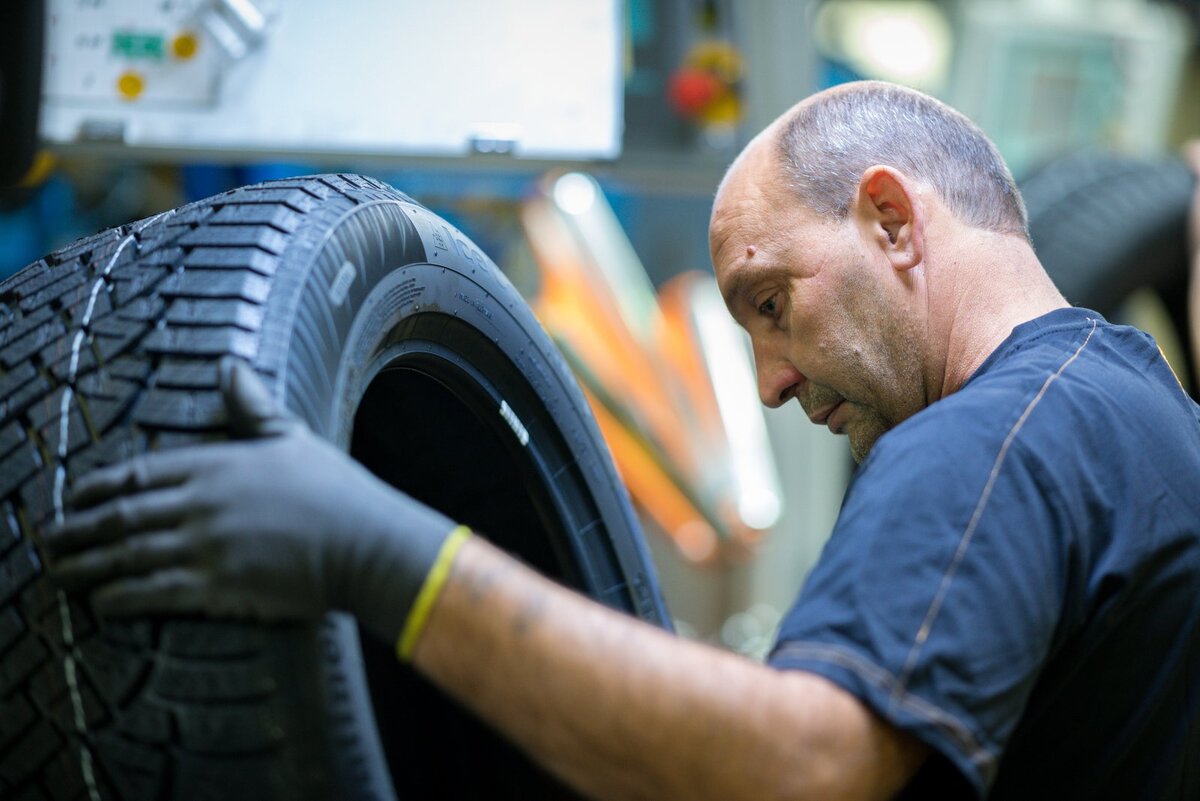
[5,0,1198,656]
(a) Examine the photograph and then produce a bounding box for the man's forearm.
[410,536,925,801]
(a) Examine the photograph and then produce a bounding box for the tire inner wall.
[349,365,582,799]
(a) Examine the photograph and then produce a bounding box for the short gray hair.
[777,81,1028,238]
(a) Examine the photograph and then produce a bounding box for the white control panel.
[45,0,223,107]
[41,0,623,160]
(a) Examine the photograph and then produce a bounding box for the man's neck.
[928,230,1068,402]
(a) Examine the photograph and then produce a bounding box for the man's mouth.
[808,399,844,427]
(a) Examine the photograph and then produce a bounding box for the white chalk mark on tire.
[53,209,172,801]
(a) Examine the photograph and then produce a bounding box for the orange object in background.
[656,272,727,457]
[580,382,719,564]
[521,172,782,564]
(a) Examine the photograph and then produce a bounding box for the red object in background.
[668,67,722,117]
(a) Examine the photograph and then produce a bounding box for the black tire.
[0,174,671,800]
[1021,151,1196,396]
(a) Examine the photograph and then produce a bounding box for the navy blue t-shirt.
[768,308,1200,799]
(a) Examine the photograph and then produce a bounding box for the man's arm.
[414,535,928,801]
[47,359,928,801]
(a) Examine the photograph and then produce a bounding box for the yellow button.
[172,31,199,60]
[117,71,144,100]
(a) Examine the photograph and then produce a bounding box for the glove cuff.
[396,525,473,662]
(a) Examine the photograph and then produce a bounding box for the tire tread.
[0,176,349,800]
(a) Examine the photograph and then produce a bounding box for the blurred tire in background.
[1021,152,1197,399]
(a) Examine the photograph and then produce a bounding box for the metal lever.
[202,0,273,61]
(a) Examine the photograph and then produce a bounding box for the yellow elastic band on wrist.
[396,525,473,662]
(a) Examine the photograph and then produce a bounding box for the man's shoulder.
[866,311,1200,496]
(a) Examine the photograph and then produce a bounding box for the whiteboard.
[41,0,623,160]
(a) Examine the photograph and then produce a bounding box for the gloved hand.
[46,358,469,655]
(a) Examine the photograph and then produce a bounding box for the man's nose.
[753,342,805,408]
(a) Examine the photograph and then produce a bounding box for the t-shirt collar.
[964,306,1105,388]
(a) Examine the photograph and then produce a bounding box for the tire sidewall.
[274,197,667,622]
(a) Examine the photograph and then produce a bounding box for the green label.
[112,31,165,60]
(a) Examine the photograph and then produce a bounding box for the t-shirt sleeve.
[768,412,1071,797]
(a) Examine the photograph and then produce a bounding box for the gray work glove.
[46,358,463,651]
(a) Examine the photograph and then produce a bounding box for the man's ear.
[853,166,924,272]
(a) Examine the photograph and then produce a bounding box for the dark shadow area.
[350,353,583,800]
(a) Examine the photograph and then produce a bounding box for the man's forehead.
[711,155,773,241]
[711,206,778,310]
[716,136,777,202]
[710,154,793,261]
[709,195,760,288]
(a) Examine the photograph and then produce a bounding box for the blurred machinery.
[28,0,1192,652]
[948,0,1192,177]
[0,2,46,184]
[664,0,745,147]
[812,0,953,91]
[40,0,623,160]
[24,0,807,647]
[522,171,784,566]
[811,0,1193,177]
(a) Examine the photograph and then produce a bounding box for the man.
[47,82,1200,800]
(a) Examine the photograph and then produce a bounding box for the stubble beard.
[809,253,927,464]
[798,382,889,464]
[837,308,926,464]
[846,328,926,463]
[845,407,890,463]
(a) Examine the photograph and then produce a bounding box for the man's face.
[710,161,925,462]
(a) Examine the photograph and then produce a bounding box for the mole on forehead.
[746,245,757,257]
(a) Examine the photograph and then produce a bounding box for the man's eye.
[757,294,778,317]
